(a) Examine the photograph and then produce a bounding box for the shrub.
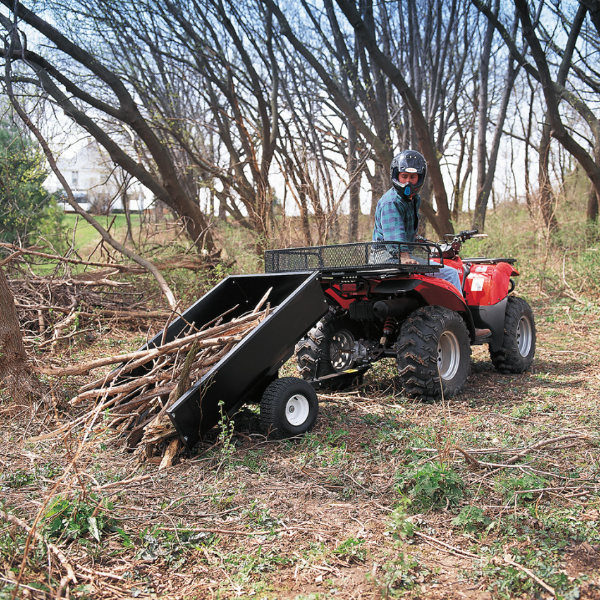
[398,461,464,510]
[0,120,64,245]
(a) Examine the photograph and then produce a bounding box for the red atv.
[266,230,536,399]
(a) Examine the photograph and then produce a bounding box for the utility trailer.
[123,236,535,448]
[161,243,435,447]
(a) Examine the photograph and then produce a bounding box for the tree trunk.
[0,267,39,402]
[369,162,387,223]
[587,187,599,226]
[589,138,600,228]
[122,186,134,245]
[538,119,559,234]
[347,122,360,242]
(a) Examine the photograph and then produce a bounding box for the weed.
[511,402,534,419]
[214,547,291,589]
[371,553,423,597]
[216,399,237,469]
[136,526,215,568]
[43,493,118,542]
[496,472,549,505]
[324,428,348,447]
[532,506,600,545]
[1,469,36,489]
[333,537,366,563]
[0,519,46,566]
[482,547,584,599]
[451,506,492,533]
[239,449,267,473]
[298,432,322,452]
[387,500,414,540]
[397,461,465,510]
[0,464,61,490]
[242,500,281,530]
[210,492,236,510]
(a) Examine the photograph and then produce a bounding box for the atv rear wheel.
[396,306,470,400]
[490,296,536,373]
[260,377,319,439]
[296,312,359,380]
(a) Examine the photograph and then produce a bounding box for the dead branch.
[414,531,480,559]
[498,554,555,596]
[0,242,136,271]
[505,434,586,464]
[43,306,272,461]
[9,269,171,355]
[40,327,248,377]
[453,446,482,469]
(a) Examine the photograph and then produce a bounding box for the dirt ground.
[1,296,599,599]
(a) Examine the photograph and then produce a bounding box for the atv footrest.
[309,366,370,391]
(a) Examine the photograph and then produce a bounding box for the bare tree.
[472,3,521,232]
[0,1,215,251]
[515,0,600,227]
[474,0,600,232]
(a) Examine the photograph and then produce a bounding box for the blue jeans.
[431,265,462,295]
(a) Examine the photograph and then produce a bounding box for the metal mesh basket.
[264,241,442,274]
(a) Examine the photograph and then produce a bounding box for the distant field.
[62,213,142,254]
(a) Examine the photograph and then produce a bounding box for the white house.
[45,140,154,213]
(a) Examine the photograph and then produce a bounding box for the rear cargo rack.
[265,241,443,274]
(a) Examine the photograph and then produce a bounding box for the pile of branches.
[61,296,272,467]
[1,243,173,351]
[10,268,165,350]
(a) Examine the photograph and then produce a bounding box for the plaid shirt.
[372,188,421,244]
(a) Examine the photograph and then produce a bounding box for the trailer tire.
[260,377,319,439]
[490,296,536,373]
[395,306,470,400]
[296,312,358,381]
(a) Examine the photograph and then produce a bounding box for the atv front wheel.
[260,377,319,439]
[396,306,471,400]
[296,312,359,380]
[490,296,536,373]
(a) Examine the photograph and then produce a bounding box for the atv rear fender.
[328,275,478,342]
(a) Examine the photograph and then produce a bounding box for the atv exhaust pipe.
[373,298,419,320]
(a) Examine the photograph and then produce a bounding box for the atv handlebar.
[420,229,488,260]
[444,229,480,243]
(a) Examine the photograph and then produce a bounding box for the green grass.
[61,213,143,254]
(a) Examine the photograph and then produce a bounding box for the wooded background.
[1,0,599,253]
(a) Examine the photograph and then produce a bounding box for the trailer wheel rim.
[517,315,533,357]
[330,329,355,371]
[285,394,311,426]
[437,331,460,381]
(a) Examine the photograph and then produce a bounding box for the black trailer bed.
[162,272,328,448]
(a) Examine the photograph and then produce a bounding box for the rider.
[372,149,462,295]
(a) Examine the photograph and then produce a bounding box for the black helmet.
[390,150,427,198]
